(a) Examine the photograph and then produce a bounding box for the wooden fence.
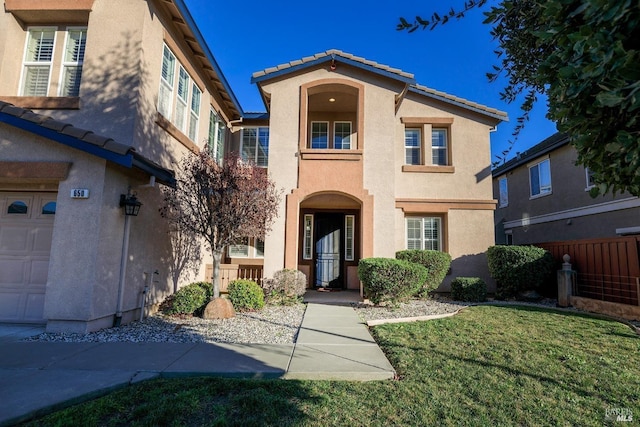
[205,264,263,293]
[536,236,640,306]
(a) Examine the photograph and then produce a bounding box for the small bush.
[228,279,265,311]
[262,269,307,305]
[487,245,555,299]
[358,258,428,305]
[396,250,452,296]
[451,277,487,302]
[162,282,209,316]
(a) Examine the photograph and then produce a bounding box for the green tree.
[399,0,640,196]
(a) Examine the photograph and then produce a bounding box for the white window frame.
[405,128,421,165]
[431,128,448,166]
[208,109,225,162]
[529,157,552,198]
[585,167,596,191]
[240,127,269,167]
[158,44,175,119]
[58,27,87,96]
[344,215,355,261]
[228,237,264,259]
[406,216,442,251]
[188,83,201,141]
[174,66,190,133]
[498,177,508,207]
[310,121,329,149]
[20,27,57,97]
[334,121,352,150]
[303,214,314,260]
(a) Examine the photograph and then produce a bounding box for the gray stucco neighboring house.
[492,132,640,245]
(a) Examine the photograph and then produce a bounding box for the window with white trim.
[431,129,448,166]
[241,127,269,167]
[498,177,508,207]
[157,43,202,141]
[406,217,442,251]
[334,122,352,149]
[207,109,226,162]
[21,27,87,97]
[345,215,355,261]
[405,129,421,165]
[529,158,552,197]
[310,122,329,149]
[303,214,314,260]
[228,238,264,258]
[60,28,86,96]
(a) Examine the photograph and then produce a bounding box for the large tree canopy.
[399,0,640,196]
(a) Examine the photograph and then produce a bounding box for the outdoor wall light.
[119,193,142,216]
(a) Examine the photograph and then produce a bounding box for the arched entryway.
[298,192,361,290]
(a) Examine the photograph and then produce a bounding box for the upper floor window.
[241,127,269,167]
[405,129,421,165]
[334,122,352,149]
[431,129,448,166]
[157,44,201,141]
[311,122,329,149]
[529,158,552,197]
[208,109,226,162]
[21,27,86,97]
[498,177,508,207]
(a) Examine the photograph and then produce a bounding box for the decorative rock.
[203,298,236,319]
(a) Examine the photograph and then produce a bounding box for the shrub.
[358,258,428,305]
[162,282,209,316]
[396,250,452,296]
[262,269,307,305]
[228,279,265,311]
[487,245,555,299]
[451,277,487,302]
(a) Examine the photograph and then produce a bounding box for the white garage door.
[0,192,56,323]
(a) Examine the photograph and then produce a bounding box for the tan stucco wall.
[257,63,499,288]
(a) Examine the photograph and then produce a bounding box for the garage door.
[0,192,56,323]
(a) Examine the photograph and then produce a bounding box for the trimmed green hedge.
[396,250,452,296]
[358,258,428,305]
[228,279,265,311]
[451,277,487,302]
[162,281,213,316]
[487,245,555,299]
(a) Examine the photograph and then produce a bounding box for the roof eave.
[492,132,569,177]
[173,0,244,118]
[409,86,508,122]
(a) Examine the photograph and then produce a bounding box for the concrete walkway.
[0,291,395,425]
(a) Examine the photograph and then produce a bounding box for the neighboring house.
[0,0,241,332]
[492,132,640,245]
[225,50,507,293]
[0,0,507,333]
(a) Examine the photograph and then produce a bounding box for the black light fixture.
[119,193,142,216]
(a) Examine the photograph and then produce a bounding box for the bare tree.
[160,151,280,299]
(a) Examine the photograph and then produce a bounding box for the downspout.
[114,214,131,327]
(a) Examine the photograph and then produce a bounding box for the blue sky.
[183,0,557,164]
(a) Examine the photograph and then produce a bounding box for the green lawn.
[24,306,639,426]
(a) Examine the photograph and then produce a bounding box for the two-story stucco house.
[0,0,506,333]
[492,132,640,245]
[226,50,507,293]
[0,0,241,332]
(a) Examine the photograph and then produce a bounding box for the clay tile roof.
[251,49,415,82]
[410,83,508,120]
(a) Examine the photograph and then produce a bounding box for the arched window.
[42,202,56,215]
[8,201,28,214]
